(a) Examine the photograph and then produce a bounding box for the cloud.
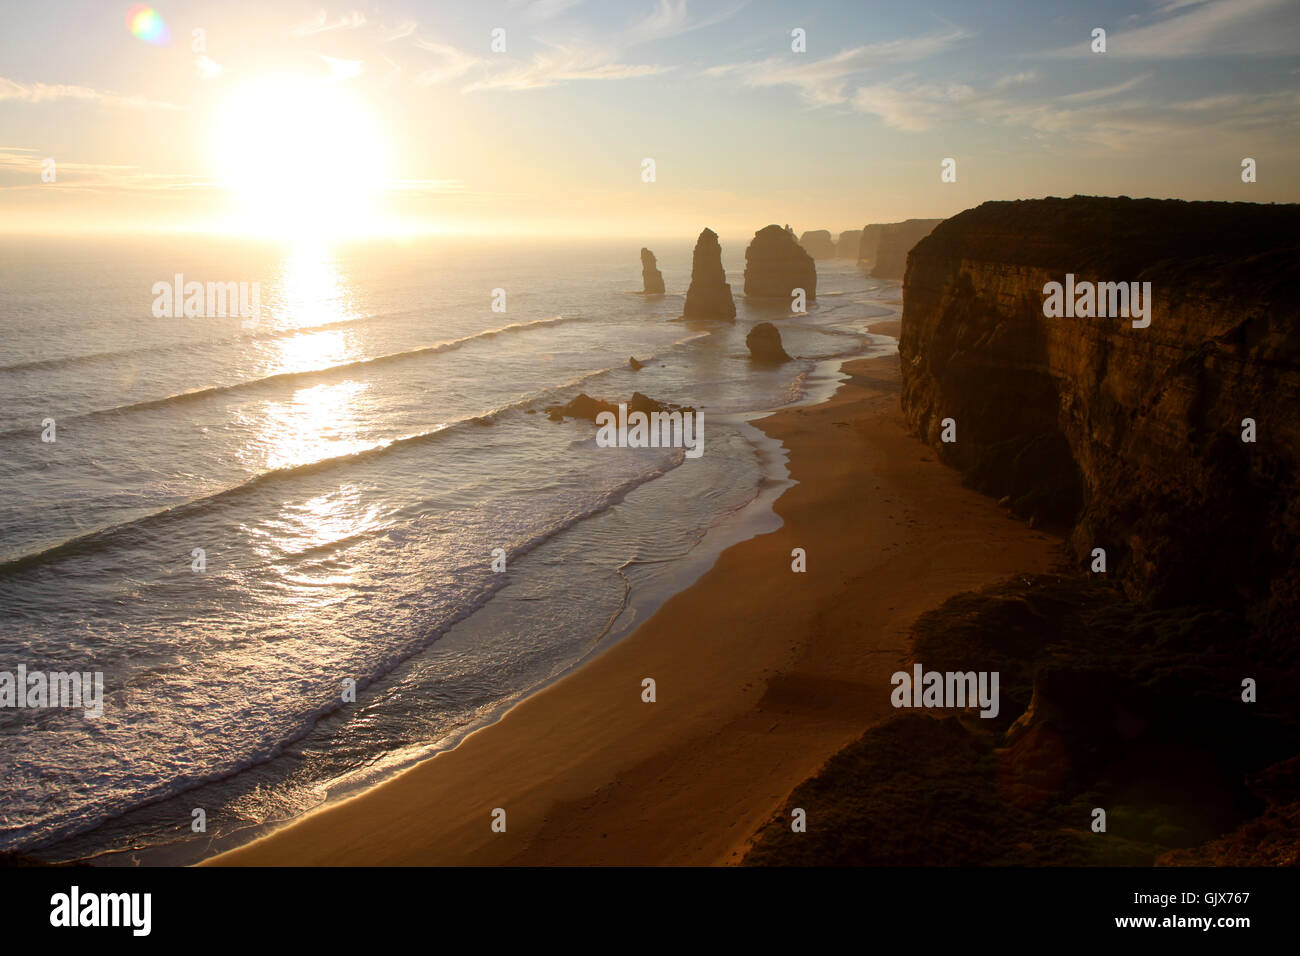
[378,21,417,42]
[0,150,214,190]
[705,30,970,106]
[0,78,185,111]
[412,39,484,86]
[1057,73,1151,102]
[848,71,1038,131]
[461,48,671,91]
[1041,0,1297,58]
[511,0,587,21]
[625,0,749,45]
[292,10,367,38]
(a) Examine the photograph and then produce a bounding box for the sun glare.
[212,75,388,238]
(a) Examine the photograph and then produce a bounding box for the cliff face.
[872,219,943,279]
[683,227,736,320]
[836,229,863,259]
[857,224,885,269]
[744,224,817,300]
[798,229,836,260]
[899,197,1300,620]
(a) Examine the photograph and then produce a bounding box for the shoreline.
[207,334,1062,866]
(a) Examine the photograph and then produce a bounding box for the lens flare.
[125,5,170,45]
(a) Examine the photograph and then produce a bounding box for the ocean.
[0,235,897,863]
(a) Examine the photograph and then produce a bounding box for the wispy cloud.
[1042,0,1297,58]
[704,30,969,106]
[0,150,212,189]
[377,20,417,42]
[461,47,671,92]
[511,0,587,22]
[849,73,1039,131]
[412,39,484,87]
[624,0,749,45]
[292,10,367,38]
[1057,73,1151,102]
[0,78,185,111]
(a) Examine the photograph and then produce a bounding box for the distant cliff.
[836,229,862,259]
[857,224,885,269]
[899,197,1300,622]
[871,219,943,279]
[798,230,836,260]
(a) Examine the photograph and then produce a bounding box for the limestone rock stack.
[743,224,817,301]
[682,228,736,320]
[640,247,665,294]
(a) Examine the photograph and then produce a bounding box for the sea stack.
[743,224,817,301]
[746,321,791,363]
[798,229,836,260]
[640,247,665,294]
[682,228,736,320]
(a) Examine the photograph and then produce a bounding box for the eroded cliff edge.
[899,196,1300,626]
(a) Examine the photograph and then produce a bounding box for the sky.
[1,0,1297,238]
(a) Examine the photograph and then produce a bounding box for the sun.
[212,75,389,239]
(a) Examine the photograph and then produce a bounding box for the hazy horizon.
[2,0,1298,240]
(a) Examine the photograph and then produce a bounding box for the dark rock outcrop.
[544,391,692,423]
[743,224,817,301]
[798,229,836,260]
[898,196,1300,621]
[745,574,1300,866]
[628,356,644,370]
[746,322,791,363]
[682,228,736,320]
[871,219,943,279]
[640,247,664,294]
[836,229,862,259]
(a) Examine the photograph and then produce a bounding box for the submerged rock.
[746,321,791,363]
[682,228,736,320]
[640,247,665,295]
[744,224,817,301]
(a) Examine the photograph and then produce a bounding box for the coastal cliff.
[798,229,836,260]
[898,196,1300,621]
[836,229,862,259]
[871,218,943,279]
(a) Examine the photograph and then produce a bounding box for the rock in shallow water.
[746,321,791,363]
[640,247,664,295]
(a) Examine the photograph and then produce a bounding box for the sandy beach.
[208,341,1062,866]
